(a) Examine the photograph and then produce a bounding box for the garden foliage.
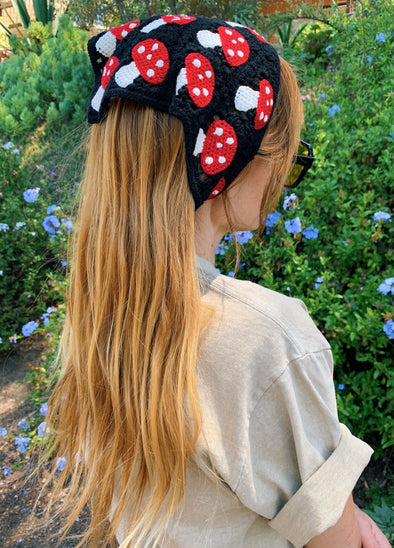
[0,16,91,140]
[218,1,393,450]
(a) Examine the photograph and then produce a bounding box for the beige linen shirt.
[115,256,373,547]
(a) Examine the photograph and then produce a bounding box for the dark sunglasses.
[256,140,315,188]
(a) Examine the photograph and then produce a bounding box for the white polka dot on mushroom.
[147,69,155,77]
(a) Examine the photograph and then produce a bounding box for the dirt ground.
[0,337,391,547]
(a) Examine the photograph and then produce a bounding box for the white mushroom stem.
[96,32,117,58]
[115,62,140,87]
[91,86,105,112]
[193,128,206,156]
[197,30,222,48]
[176,67,187,94]
[141,18,166,33]
[234,86,259,111]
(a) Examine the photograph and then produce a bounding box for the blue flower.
[0,427,7,436]
[314,277,324,289]
[328,104,341,117]
[377,277,394,295]
[37,422,47,437]
[283,193,297,210]
[319,93,326,98]
[365,55,372,66]
[375,33,386,42]
[21,321,39,337]
[285,217,302,235]
[0,223,10,231]
[2,141,14,150]
[61,260,67,267]
[3,465,11,477]
[40,402,48,416]
[23,188,39,203]
[265,211,281,234]
[61,218,75,233]
[383,319,394,340]
[42,215,60,234]
[17,419,29,432]
[56,457,67,471]
[235,231,253,244]
[303,226,319,240]
[15,435,30,453]
[326,45,333,53]
[227,271,234,277]
[15,222,26,230]
[46,204,59,214]
[338,384,345,390]
[373,211,391,223]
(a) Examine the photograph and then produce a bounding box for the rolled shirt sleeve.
[235,348,373,546]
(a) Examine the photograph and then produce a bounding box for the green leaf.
[10,0,30,30]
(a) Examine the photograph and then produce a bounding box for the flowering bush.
[0,140,70,349]
[218,0,393,450]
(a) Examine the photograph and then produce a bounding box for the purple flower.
[373,211,391,223]
[314,277,324,289]
[0,427,7,436]
[383,319,394,340]
[377,278,394,296]
[303,226,319,240]
[40,402,48,416]
[328,104,341,117]
[235,231,253,244]
[15,435,30,453]
[23,189,39,203]
[42,215,60,234]
[283,193,297,210]
[21,321,39,337]
[285,217,302,235]
[46,204,58,214]
[17,419,29,432]
[375,33,386,42]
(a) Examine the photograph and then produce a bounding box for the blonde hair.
[42,56,303,547]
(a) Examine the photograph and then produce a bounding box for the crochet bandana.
[87,14,281,209]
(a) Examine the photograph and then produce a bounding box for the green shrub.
[218,0,393,451]
[0,15,91,142]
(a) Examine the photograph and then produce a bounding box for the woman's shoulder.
[197,256,330,357]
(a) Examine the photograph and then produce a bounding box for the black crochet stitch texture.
[87,15,281,209]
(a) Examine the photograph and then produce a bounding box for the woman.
[44,14,389,548]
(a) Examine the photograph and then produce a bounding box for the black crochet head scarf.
[87,14,281,209]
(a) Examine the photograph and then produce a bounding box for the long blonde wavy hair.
[43,56,303,547]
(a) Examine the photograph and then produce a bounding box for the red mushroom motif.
[142,14,196,33]
[162,15,196,25]
[101,56,120,88]
[176,53,215,108]
[114,39,169,88]
[208,177,226,199]
[247,27,269,43]
[194,120,238,175]
[95,21,140,58]
[234,79,274,130]
[197,26,249,67]
[91,55,120,111]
